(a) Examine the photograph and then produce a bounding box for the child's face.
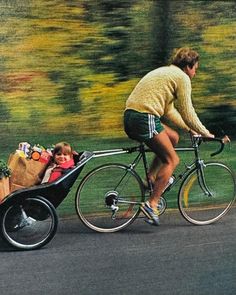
[54,151,71,165]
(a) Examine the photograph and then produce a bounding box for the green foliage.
[0,0,235,141]
[0,160,11,179]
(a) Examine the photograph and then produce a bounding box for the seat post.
[140,143,152,193]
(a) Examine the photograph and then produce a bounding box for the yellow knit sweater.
[125,65,210,136]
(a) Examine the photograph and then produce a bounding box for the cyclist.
[124,47,215,225]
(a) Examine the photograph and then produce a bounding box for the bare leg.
[145,127,179,209]
[148,124,179,184]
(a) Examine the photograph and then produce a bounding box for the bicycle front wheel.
[1,197,58,250]
[76,163,145,232]
[178,162,236,225]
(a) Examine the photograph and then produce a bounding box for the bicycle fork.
[197,161,213,197]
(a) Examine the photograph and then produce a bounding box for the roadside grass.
[2,134,235,218]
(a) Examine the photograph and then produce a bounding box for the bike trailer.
[0,151,94,210]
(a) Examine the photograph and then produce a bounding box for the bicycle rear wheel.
[178,162,236,225]
[1,197,58,250]
[76,163,145,232]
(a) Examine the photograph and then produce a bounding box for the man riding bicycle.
[124,47,215,225]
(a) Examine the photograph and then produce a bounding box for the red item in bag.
[39,151,52,164]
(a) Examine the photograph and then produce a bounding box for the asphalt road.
[1,208,236,295]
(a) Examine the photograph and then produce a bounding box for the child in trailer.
[41,142,75,183]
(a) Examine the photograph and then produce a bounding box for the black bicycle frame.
[92,136,224,198]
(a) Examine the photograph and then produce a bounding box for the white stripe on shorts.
[148,114,159,138]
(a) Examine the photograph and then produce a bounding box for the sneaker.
[140,201,160,226]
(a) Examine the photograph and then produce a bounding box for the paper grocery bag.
[8,153,48,192]
[0,177,10,202]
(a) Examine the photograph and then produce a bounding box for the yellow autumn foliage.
[0,1,235,139]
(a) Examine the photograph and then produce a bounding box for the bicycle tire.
[1,196,58,250]
[178,162,236,225]
[75,163,145,232]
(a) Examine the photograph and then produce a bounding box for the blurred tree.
[0,0,235,139]
[150,0,172,67]
[80,0,134,81]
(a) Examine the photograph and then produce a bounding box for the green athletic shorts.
[124,109,164,142]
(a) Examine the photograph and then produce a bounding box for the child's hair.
[52,142,73,158]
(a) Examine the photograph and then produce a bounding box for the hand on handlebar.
[189,130,215,138]
[202,134,230,143]
[189,130,230,146]
[188,131,228,157]
[208,133,215,138]
[222,135,230,143]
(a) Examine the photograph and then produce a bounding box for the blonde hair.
[171,47,199,69]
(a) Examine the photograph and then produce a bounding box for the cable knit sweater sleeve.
[172,74,210,136]
[164,102,191,132]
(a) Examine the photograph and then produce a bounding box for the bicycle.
[76,135,236,233]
